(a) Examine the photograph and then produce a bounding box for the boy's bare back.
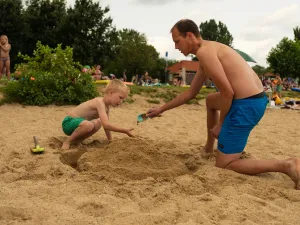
[68,97,108,120]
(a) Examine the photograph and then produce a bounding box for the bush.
[3,42,98,105]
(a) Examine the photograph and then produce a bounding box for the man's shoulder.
[196,42,215,57]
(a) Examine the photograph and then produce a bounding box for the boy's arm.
[147,66,207,118]
[96,99,133,135]
[197,46,234,126]
[104,109,112,141]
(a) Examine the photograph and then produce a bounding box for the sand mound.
[59,138,199,180]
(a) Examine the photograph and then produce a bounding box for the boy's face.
[108,90,127,107]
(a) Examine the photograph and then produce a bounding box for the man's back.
[200,41,263,99]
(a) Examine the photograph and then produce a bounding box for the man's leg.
[203,93,221,154]
[62,120,95,150]
[216,150,300,189]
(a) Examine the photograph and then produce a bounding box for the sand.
[1,96,300,225]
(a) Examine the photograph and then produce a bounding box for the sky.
[66,0,300,67]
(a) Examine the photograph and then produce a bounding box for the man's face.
[172,28,189,56]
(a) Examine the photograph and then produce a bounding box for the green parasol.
[234,49,256,63]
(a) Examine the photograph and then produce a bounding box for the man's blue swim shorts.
[217,92,268,154]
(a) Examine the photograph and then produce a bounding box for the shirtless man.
[0,35,11,80]
[147,19,300,189]
[61,79,134,149]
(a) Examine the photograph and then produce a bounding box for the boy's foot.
[286,158,300,190]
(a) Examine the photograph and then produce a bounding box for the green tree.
[199,19,234,47]
[59,0,118,67]
[0,0,26,70]
[252,65,267,76]
[23,0,67,53]
[104,29,160,79]
[267,37,300,79]
[293,26,300,41]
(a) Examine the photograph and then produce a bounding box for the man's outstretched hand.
[146,107,162,118]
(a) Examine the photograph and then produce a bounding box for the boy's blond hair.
[104,79,129,94]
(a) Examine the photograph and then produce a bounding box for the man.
[147,19,300,189]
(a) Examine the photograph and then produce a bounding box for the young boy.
[61,79,134,149]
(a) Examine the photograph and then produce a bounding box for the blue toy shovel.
[137,113,162,124]
[137,113,148,124]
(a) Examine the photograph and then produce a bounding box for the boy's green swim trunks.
[62,116,85,136]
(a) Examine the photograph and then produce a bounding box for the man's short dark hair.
[171,19,201,37]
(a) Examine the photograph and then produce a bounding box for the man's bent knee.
[215,149,242,169]
[206,92,221,110]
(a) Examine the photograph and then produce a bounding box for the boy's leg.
[73,119,102,143]
[62,120,95,149]
[203,93,221,154]
[215,150,300,189]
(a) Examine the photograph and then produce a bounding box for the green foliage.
[3,42,98,105]
[294,26,300,41]
[23,0,67,51]
[17,41,81,73]
[252,65,267,76]
[267,37,300,79]
[4,71,97,105]
[199,19,234,47]
[59,0,118,67]
[104,29,161,79]
[146,99,160,104]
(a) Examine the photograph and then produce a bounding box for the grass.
[1,82,300,106]
[281,90,300,98]
[146,99,160,104]
[127,85,215,104]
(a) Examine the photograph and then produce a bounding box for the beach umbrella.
[234,49,256,63]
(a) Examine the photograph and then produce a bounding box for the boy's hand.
[125,128,134,137]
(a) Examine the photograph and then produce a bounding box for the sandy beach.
[1,95,300,225]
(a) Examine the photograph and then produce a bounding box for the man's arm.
[104,109,112,141]
[197,46,234,125]
[147,66,207,117]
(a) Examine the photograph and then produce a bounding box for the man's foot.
[200,144,214,158]
[286,158,300,190]
[61,141,70,150]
